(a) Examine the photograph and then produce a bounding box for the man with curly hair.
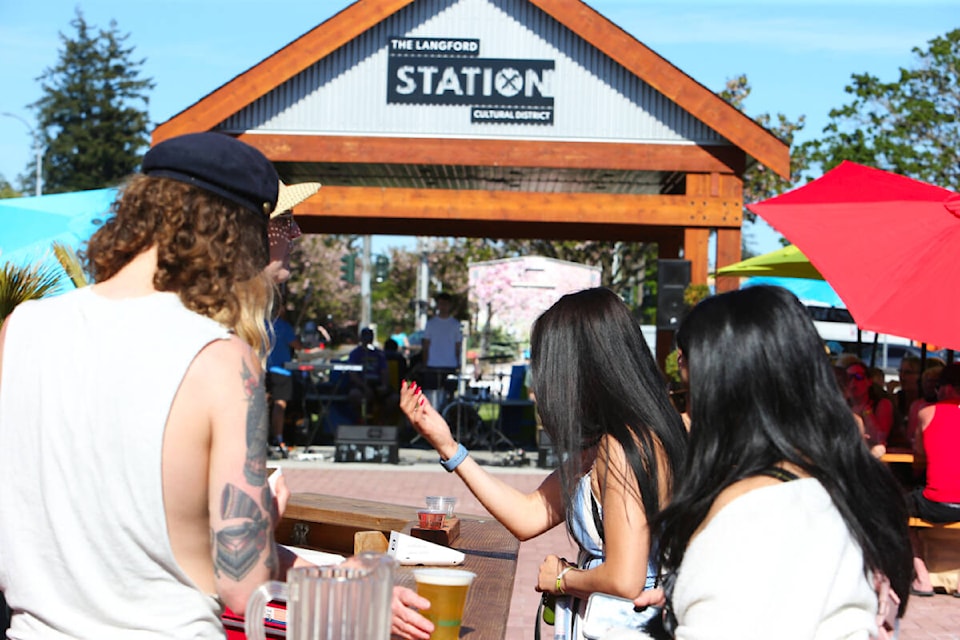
[0,133,433,639]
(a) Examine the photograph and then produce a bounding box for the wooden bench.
[909,517,960,595]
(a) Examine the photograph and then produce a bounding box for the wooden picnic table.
[277,493,520,640]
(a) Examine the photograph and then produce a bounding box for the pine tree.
[26,9,154,194]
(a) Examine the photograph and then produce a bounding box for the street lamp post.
[2,112,42,196]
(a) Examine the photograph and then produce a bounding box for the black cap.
[142,132,279,216]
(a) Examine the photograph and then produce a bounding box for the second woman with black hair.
[400,288,687,640]
[633,285,912,639]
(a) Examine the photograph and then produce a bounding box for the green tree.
[803,28,959,190]
[719,74,808,224]
[26,9,154,194]
[282,235,360,341]
[0,176,19,199]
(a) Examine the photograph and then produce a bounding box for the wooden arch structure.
[154,0,789,308]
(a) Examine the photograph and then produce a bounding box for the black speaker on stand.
[657,259,691,330]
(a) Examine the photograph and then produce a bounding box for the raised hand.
[399,380,457,456]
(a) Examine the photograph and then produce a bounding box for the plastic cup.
[425,496,457,517]
[413,569,476,640]
[417,509,446,529]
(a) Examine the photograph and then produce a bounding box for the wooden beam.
[152,0,416,143]
[298,216,683,244]
[240,133,745,174]
[685,172,743,288]
[291,186,741,228]
[527,0,790,179]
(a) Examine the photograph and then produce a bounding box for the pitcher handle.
[244,581,287,640]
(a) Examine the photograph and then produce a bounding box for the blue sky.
[1,0,955,255]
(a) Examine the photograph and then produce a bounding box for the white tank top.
[0,287,230,639]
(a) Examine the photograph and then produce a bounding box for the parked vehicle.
[858,344,949,374]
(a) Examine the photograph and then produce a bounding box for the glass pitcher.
[245,552,395,640]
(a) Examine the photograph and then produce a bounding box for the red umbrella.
[747,161,960,351]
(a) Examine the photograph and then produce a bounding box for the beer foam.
[413,569,476,586]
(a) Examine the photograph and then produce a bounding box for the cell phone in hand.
[582,592,658,640]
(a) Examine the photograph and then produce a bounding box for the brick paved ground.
[277,450,959,640]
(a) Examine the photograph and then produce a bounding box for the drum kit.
[439,369,518,451]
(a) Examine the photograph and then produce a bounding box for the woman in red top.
[910,363,960,597]
[913,363,960,521]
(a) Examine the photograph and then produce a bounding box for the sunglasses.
[846,372,867,382]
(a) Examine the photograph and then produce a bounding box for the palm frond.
[52,241,89,288]
[0,260,62,326]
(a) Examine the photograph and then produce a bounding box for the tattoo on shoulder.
[213,484,270,581]
[241,359,268,486]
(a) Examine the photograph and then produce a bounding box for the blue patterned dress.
[553,473,661,640]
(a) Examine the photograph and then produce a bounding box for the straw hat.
[274,180,321,217]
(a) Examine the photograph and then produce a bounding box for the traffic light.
[339,253,356,284]
[374,255,390,283]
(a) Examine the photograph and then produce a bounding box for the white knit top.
[0,288,230,639]
[670,479,878,640]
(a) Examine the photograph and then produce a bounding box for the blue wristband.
[440,443,469,472]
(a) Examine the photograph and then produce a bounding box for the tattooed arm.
[204,338,286,614]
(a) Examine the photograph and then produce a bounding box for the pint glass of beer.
[412,568,476,640]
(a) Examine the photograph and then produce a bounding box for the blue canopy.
[742,275,845,308]
[0,188,116,288]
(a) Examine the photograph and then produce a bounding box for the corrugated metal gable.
[219,0,727,146]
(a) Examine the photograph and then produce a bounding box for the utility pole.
[417,238,430,330]
[360,235,372,330]
[2,112,42,196]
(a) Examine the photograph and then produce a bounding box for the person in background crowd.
[907,364,945,444]
[266,304,302,455]
[632,286,912,639]
[887,355,921,448]
[384,337,409,385]
[347,328,396,423]
[401,288,687,640]
[421,292,462,407]
[263,180,317,456]
[839,355,895,447]
[909,364,960,597]
[265,179,432,640]
[390,323,410,358]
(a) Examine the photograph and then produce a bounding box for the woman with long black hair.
[401,287,687,639]
[633,285,912,639]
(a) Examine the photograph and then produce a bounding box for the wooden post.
[715,228,742,293]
